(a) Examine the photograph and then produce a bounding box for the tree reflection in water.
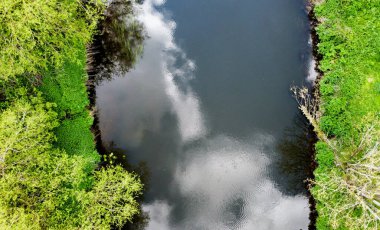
[274,111,315,196]
[89,0,145,83]
[89,1,148,228]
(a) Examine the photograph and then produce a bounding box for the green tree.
[0,95,143,229]
[83,166,143,229]
[0,0,104,80]
[0,93,58,172]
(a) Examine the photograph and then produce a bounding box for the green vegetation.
[306,0,380,229]
[315,0,380,140]
[39,48,90,117]
[39,47,95,156]
[0,0,143,229]
[0,0,102,80]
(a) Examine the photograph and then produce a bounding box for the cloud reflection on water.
[97,0,205,146]
[144,135,309,230]
[136,0,206,143]
[98,0,310,229]
[306,36,318,84]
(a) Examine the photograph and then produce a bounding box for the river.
[96,0,314,229]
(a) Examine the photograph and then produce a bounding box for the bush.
[55,112,95,156]
[39,49,89,117]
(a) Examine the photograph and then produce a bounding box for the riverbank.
[0,1,142,228]
[306,2,322,229]
[308,0,380,229]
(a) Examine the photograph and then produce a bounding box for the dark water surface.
[97,0,313,229]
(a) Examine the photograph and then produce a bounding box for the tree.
[0,95,143,229]
[83,166,143,229]
[0,93,58,174]
[0,0,104,80]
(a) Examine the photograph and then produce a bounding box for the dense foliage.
[39,47,96,157]
[0,0,103,80]
[0,96,142,229]
[310,0,380,229]
[0,0,143,229]
[39,50,90,117]
[316,0,380,140]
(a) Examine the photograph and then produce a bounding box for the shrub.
[55,112,95,156]
[39,49,89,117]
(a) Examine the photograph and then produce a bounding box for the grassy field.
[311,0,380,229]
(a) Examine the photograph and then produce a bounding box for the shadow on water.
[271,111,315,196]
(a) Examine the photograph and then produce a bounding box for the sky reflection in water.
[97,0,310,229]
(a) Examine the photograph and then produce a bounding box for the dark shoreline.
[86,41,108,158]
[87,78,108,158]
[306,1,323,229]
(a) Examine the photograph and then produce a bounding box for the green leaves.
[0,94,143,229]
[0,1,143,228]
[84,166,143,229]
[312,0,380,229]
[0,0,104,80]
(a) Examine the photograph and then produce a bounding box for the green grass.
[312,0,380,229]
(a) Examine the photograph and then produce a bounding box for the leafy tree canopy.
[0,94,142,229]
[0,0,104,80]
